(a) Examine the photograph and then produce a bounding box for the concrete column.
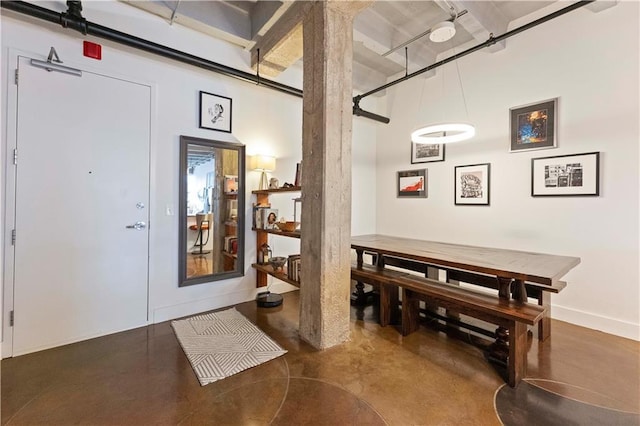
[299,1,368,349]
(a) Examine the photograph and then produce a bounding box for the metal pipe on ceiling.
[353,98,390,124]
[0,0,303,99]
[2,0,595,124]
[353,0,595,123]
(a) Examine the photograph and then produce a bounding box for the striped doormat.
[171,308,287,386]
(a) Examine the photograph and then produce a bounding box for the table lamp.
[250,155,276,190]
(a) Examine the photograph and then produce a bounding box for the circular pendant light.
[411,123,475,144]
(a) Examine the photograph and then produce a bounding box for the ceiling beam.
[250,1,314,77]
[352,60,388,96]
[358,6,436,69]
[123,0,253,48]
[249,1,291,40]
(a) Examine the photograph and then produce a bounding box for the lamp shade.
[250,155,276,172]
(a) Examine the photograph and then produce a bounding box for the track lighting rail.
[353,0,594,124]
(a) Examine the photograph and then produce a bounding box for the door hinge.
[15,69,19,85]
[12,229,16,245]
[13,148,18,165]
[9,311,14,327]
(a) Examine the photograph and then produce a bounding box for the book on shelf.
[294,162,302,187]
[224,236,238,254]
[287,254,301,282]
[252,205,270,229]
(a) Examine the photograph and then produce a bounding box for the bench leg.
[401,289,420,336]
[538,292,551,341]
[508,321,528,387]
[379,283,399,327]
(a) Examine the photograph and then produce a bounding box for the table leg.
[443,269,460,336]
[488,326,510,365]
[489,277,516,366]
[351,249,371,305]
[497,276,513,299]
[511,279,528,303]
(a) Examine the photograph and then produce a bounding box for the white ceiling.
[122,1,592,95]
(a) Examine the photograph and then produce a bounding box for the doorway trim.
[2,47,157,358]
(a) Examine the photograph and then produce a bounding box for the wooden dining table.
[351,234,581,303]
[350,235,581,385]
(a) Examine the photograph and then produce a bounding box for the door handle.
[126,221,146,230]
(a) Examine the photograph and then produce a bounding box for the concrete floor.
[2,290,639,425]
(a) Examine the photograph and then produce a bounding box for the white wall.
[376,3,639,340]
[0,0,378,352]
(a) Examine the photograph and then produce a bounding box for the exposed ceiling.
[122,1,608,96]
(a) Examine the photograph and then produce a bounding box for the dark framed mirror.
[179,135,245,286]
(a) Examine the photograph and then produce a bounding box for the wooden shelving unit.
[251,228,300,239]
[252,186,301,287]
[252,186,301,195]
[252,263,300,288]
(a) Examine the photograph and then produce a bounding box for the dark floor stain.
[496,380,640,426]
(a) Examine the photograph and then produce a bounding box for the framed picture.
[199,91,232,133]
[454,163,490,205]
[397,169,427,198]
[411,142,445,163]
[510,98,557,152]
[531,152,599,196]
[224,175,238,194]
[262,208,279,230]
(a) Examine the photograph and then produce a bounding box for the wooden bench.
[398,273,544,387]
[350,263,405,327]
[370,253,564,341]
[351,263,545,387]
[446,268,565,341]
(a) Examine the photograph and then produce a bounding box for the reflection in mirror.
[179,135,245,286]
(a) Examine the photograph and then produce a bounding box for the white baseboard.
[151,285,299,324]
[153,290,640,342]
[553,304,639,341]
[152,290,254,323]
[263,281,299,294]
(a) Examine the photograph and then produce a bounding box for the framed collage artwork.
[411,142,445,163]
[531,152,599,196]
[454,163,490,205]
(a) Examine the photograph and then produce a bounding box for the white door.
[11,56,151,356]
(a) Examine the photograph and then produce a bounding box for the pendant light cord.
[410,40,476,144]
[256,48,261,86]
[452,44,471,122]
[413,67,429,132]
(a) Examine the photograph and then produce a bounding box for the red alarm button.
[83,41,102,60]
